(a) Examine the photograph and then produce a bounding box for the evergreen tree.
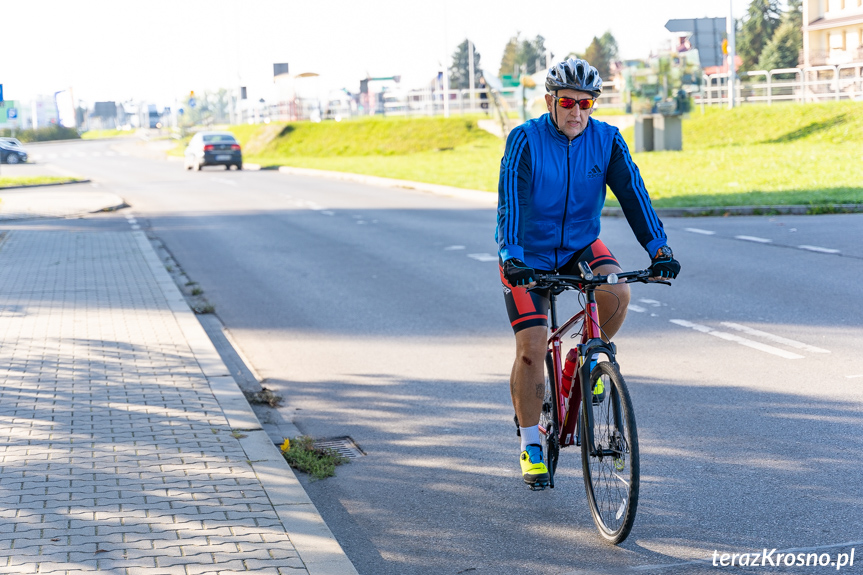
[757,0,803,70]
[499,35,521,78]
[450,39,483,90]
[498,33,550,78]
[582,31,619,80]
[737,0,782,71]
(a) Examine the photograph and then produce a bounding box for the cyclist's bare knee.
[515,325,546,364]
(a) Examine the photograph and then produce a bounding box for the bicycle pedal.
[528,482,548,491]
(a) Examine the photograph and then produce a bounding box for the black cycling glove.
[502,258,536,287]
[649,246,681,279]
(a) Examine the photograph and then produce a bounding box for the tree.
[580,31,619,80]
[449,39,483,90]
[757,0,803,70]
[737,0,782,71]
[499,35,520,78]
[498,33,550,78]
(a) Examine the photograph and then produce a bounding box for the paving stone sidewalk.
[0,227,357,574]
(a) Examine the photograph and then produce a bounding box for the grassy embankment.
[81,129,134,140]
[0,175,81,189]
[217,102,861,208]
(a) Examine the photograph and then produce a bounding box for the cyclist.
[496,58,680,489]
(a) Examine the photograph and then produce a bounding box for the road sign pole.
[727,0,736,109]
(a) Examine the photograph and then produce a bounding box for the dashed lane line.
[799,245,841,254]
[444,245,466,250]
[670,319,805,359]
[720,322,830,354]
[684,227,716,235]
[467,253,498,262]
[735,235,772,243]
[627,304,647,313]
[685,228,843,256]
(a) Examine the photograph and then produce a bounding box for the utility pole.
[468,39,475,114]
[727,0,736,109]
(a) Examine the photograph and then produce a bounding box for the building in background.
[803,0,863,66]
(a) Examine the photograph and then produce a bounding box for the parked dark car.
[184,131,242,171]
[0,138,28,164]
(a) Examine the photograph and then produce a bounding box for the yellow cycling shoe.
[520,444,549,489]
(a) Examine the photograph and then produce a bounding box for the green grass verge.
[203,102,863,208]
[0,176,81,188]
[81,129,135,140]
[280,436,348,481]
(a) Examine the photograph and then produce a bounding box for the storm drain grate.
[313,436,365,459]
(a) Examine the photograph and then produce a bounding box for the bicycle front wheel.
[580,361,639,544]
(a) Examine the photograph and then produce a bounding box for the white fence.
[699,63,863,106]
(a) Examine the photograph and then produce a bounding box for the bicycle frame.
[546,285,621,455]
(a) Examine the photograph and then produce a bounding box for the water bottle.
[561,348,579,398]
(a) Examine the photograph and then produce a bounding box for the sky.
[2,0,759,108]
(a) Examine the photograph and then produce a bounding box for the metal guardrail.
[698,63,863,106]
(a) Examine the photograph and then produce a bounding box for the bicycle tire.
[580,361,639,544]
[540,352,560,481]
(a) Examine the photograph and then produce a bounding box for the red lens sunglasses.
[557,97,595,110]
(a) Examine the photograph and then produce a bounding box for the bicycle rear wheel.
[580,361,639,544]
[540,352,560,483]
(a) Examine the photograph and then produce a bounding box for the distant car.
[0,138,28,164]
[184,131,242,171]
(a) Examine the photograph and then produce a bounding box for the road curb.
[272,166,863,217]
[277,166,496,204]
[131,230,359,575]
[0,178,91,191]
[603,204,863,218]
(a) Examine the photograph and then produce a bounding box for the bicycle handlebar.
[531,269,671,291]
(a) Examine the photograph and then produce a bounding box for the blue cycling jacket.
[496,113,667,271]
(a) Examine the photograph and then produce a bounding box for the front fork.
[576,338,619,457]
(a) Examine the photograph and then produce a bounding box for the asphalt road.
[26,138,863,575]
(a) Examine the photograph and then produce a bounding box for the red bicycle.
[531,262,669,544]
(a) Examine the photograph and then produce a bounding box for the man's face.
[545,89,595,139]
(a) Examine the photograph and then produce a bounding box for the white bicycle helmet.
[545,58,603,97]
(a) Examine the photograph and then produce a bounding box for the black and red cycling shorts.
[500,239,620,334]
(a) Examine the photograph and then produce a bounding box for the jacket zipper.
[557,139,573,270]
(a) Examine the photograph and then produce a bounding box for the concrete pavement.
[0,192,358,573]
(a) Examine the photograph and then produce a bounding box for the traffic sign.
[0,84,4,103]
[7,108,17,120]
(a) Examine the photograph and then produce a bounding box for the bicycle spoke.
[581,362,639,544]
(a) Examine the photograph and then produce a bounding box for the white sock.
[520,425,541,451]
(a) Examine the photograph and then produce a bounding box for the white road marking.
[638,298,662,307]
[670,319,804,359]
[209,177,237,187]
[444,245,466,250]
[798,245,840,254]
[467,253,498,262]
[720,322,830,353]
[356,221,366,225]
[127,218,138,224]
[685,228,715,235]
[736,235,772,243]
[627,305,647,313]
[320,210,335,216]
[131,224,140,230]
